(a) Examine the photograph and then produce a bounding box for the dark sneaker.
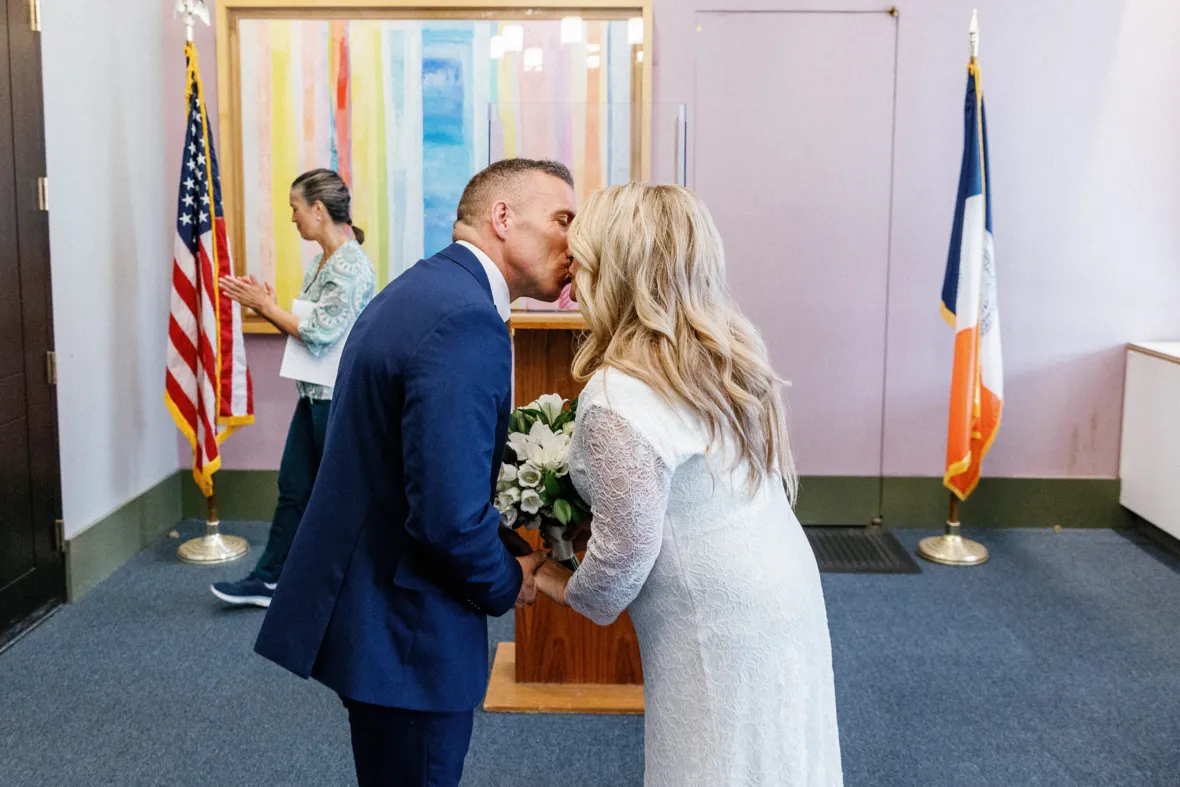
[210,577,276,608]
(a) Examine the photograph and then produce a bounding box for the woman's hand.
[219,275,276,314]
[534,560,574,607]
[221,275,300,339]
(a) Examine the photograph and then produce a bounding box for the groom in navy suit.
[255,159,577,786]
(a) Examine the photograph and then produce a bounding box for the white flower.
[533,393,566,424]
[507,431,536,463]
[496,488,520,512]
[495,486,519,512]
[563,421,576,437]
[525,421,570,475]
[500,507,518,528]
[517,463,543,488]
[497,463,518,492]
[520,488,543,515]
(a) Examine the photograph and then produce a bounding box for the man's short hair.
[453,158,574,233]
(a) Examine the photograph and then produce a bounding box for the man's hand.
[534,560,574,607]
[514,551,547,608]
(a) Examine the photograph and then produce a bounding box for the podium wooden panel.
[513,525,643,684]
[486,313,644,712]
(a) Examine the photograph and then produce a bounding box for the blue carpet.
[1,522,1178,786]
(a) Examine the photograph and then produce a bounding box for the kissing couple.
[255,159,842,787]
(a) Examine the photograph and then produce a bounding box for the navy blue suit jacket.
[254,243,523,712]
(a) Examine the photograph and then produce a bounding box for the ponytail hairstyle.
[291,168,364,244]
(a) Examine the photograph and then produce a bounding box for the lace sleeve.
[565,405,672,626]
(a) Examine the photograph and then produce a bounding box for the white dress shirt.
[456,240,511,322]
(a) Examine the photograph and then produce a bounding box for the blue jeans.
[250,397,331,583]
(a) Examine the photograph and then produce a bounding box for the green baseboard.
[797,476,1128,529]
[186,470,1128,531]
[65,474,183,601]
[56,470,1128,603]
[793,476,880,525]
[181,470,279,522]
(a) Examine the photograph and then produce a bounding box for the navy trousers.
[343,698,474,787]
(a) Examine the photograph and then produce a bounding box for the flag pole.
[171,0,249,565]
[918,9,990,567]
[179,480,250,564]
[174,0,209,43]
[919,491,988,566]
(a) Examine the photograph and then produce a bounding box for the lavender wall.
[692,11,897,476]
[193,0,1180,478]
[655,0,1180,478]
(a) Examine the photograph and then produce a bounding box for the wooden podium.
[483,311,645,715]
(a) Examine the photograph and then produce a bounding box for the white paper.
[278,299,348,388]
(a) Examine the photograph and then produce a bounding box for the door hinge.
[46,350,56,385]
[30,0,41,32]
[37,177,48,211]
[55,520,65,553]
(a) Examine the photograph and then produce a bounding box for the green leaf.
[553,499,573,525]
[573,497,592,515]
[543,472,562,500]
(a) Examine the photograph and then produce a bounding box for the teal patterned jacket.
[296,240,376,400]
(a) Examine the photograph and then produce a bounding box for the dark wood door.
[0,0,64,647]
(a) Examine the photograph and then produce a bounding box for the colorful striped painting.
[238,19,635,310]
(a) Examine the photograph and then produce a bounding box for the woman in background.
[211,168,376,608]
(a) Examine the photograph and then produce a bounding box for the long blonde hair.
[568,182,797,500]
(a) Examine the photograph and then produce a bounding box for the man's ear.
[490,200,511,241]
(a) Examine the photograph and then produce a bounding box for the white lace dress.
[565,369,843,787]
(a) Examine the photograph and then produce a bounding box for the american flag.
[165,41,253,497]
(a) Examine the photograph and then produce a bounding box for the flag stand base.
[179,520,249,565]
[179,490,248,565]
[918,521,988,566]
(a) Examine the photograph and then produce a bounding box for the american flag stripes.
[166,41,253,497]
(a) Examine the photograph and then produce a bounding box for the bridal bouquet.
[496,394,589,570]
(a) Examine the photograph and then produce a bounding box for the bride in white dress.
[534,183,843,786]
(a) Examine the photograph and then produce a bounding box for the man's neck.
[453,232,519,299]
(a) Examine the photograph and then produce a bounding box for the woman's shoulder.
[578,368,708,468]
[584,367,672,413]
[579,367,703,458]
[326,241,375,279]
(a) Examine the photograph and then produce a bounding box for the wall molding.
[65,474,183,600]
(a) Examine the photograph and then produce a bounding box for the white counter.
[1119,342,1180,538]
